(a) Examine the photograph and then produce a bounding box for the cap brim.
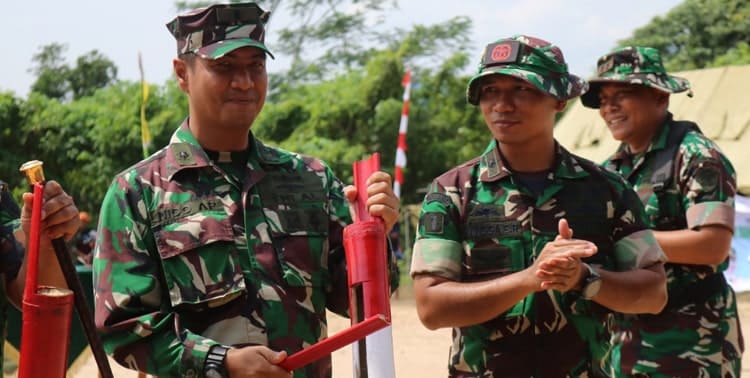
[467,67,585,105]
[197,38,275,60]
[581,74,690,108]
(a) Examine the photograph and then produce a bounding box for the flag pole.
[138,52,151,159]
[393,69,411,199]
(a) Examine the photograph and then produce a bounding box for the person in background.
[93,3,399,378]
[582,46,743,377]
[410,35,668,377]
[0,179,80,371]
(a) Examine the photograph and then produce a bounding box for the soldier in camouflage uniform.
[582,46,744,377]
[410,35,669,377]
[92,3,399,378]
[0,179,79,371]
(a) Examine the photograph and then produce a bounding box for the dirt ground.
[23,286,750,377]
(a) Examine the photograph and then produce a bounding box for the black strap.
[649,120,701,230]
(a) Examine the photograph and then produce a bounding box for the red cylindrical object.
[18,181,74,377]
[344,220,390,321]
[19,287,74,378]
[21,182,44,303]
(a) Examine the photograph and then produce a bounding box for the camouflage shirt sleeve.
[410,180,463,280]
[94,171,214,377]
[677,132,736,231]
[0,182,23,283]
[606,172,667,271]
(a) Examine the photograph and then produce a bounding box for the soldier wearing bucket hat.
[411,35,667,377]
[93,2,400,378]
[585,46,743,377]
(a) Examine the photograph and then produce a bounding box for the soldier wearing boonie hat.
[587,46,743,377]
[93,2,401,378]
[581,46,691,108]
[411,35,667,377]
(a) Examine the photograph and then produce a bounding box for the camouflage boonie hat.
[581,46,692,108]
[466,35,587,105]
[166,2,274,60]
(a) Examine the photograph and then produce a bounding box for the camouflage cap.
[166,2,275,60]
[581,46,692,108]
[466,35,587,105]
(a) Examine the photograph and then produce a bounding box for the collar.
[478,139,590,183]
[164,118,292,181]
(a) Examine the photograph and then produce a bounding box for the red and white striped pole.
[393,69,411,199]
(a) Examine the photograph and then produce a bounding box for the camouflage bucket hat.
[581,46,692,108]
[166,2,274,60]
[466,35,587,105]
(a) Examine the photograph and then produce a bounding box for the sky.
[1,0,683,97]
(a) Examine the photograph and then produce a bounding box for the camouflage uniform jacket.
[603,113,743,377]
[0,180,23,372]
[410,141,665,377]
[94,120,381,378]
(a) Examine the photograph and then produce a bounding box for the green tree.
[255,17,480,203]
[29,43,71,99]
[618,0,750,70]
[0,92,26,190]
[11,81,183,213]
[68,51,118,99]
[28,43,118,101]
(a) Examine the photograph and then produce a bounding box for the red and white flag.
[393,70,411,198]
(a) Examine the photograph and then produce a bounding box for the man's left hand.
[344,171,399,232]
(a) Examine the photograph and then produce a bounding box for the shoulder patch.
[425,192,452,207]
[693,159,721,194]
[172,143,196,166]
[421,212,445,235]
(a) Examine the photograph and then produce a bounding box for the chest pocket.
[258,171,330,288]
[152,203,246,310]
[463,207,526,279]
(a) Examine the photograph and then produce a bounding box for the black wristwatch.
[204,344,230,378]
[580,263,602,300]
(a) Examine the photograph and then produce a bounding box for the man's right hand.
[533,219,597,292]
[225,346,292,378]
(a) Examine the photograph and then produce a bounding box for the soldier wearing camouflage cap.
[0,179,80,372]
[585,46,743,377]
[411,35,668,376]
[92,3,400,377]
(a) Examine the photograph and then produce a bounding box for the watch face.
[582,277,602,299]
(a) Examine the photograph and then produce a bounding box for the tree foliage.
[29,43,118,101]
[618,0,750,70]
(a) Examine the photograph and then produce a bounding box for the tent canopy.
[555,65,750,194]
